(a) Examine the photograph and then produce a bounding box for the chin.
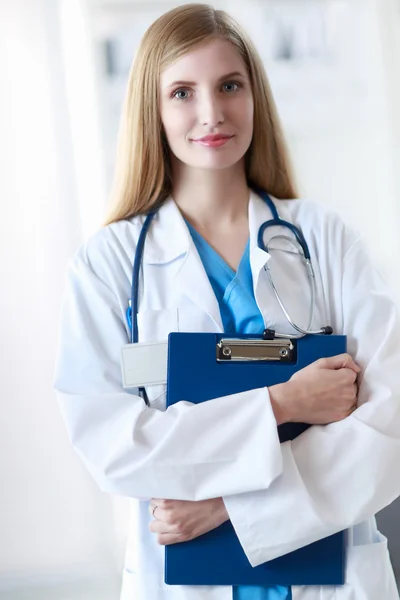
[173,147,246,171]
[188,152,245,170]
[200,157,244,170]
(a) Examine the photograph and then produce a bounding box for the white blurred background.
[0,0,399,598]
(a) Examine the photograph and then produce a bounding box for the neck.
[171,159,251,231]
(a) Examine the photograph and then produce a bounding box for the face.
[159,38,254,172]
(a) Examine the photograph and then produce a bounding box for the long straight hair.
[104,3,298,225]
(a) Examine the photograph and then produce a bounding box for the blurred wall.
[0,0,120,598]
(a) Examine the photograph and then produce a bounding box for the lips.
[193,134,233,142]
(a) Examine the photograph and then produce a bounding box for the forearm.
[56,386,284,501]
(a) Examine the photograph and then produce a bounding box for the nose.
[198,90,224,127]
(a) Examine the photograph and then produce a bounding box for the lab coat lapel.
[248,189,274,327]
[144,196,223,332]
[248,189,273,285]
[174,247,224,331]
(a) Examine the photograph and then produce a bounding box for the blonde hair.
[104,3,298,225]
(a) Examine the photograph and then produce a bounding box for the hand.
[148,497,229,545]
[269,353,361,425]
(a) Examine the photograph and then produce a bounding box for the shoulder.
[275,197,389,297]
[274,197,362,258]
[67,215,145,288]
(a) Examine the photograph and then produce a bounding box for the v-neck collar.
[184,219,250,278]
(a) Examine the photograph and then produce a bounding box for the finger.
[318,354,360,373]
[149,518,176,534]
[352,384,358,405]
[150,498,166,507]
[148,503,158,519]
[148,504,169,522]
[320,354,358,371]
[341,367,358,383]
[149,498,169,518]
[149,519,183,538]
[345,385,358,414]
[156,533,183,546]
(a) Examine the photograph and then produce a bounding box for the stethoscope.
[126,188,332,404]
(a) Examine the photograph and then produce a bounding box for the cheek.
[231,97,253,128]
[242,103,254,141]
[242,98,254,126]
[161,106,190,142]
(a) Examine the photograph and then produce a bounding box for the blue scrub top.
[185,220,292,600]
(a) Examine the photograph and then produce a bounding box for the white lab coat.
[53,190,400,600]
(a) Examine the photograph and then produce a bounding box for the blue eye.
[173,89,190,101]
[223,81,241,93]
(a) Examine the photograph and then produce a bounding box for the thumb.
[317,353,361,373]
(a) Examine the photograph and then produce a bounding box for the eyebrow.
[166,71,247,89]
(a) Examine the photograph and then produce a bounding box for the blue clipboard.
[165,332,347,586]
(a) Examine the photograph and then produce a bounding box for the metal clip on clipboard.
[217,338,294,362]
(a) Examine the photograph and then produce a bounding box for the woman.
[53,4,400,600]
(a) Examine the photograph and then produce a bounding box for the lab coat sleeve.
[222,235,400,567]
[53,251,282,501]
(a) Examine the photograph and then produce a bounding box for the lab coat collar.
[143,196,190,265]
[140,189,278,331]
[143,187,276,266]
